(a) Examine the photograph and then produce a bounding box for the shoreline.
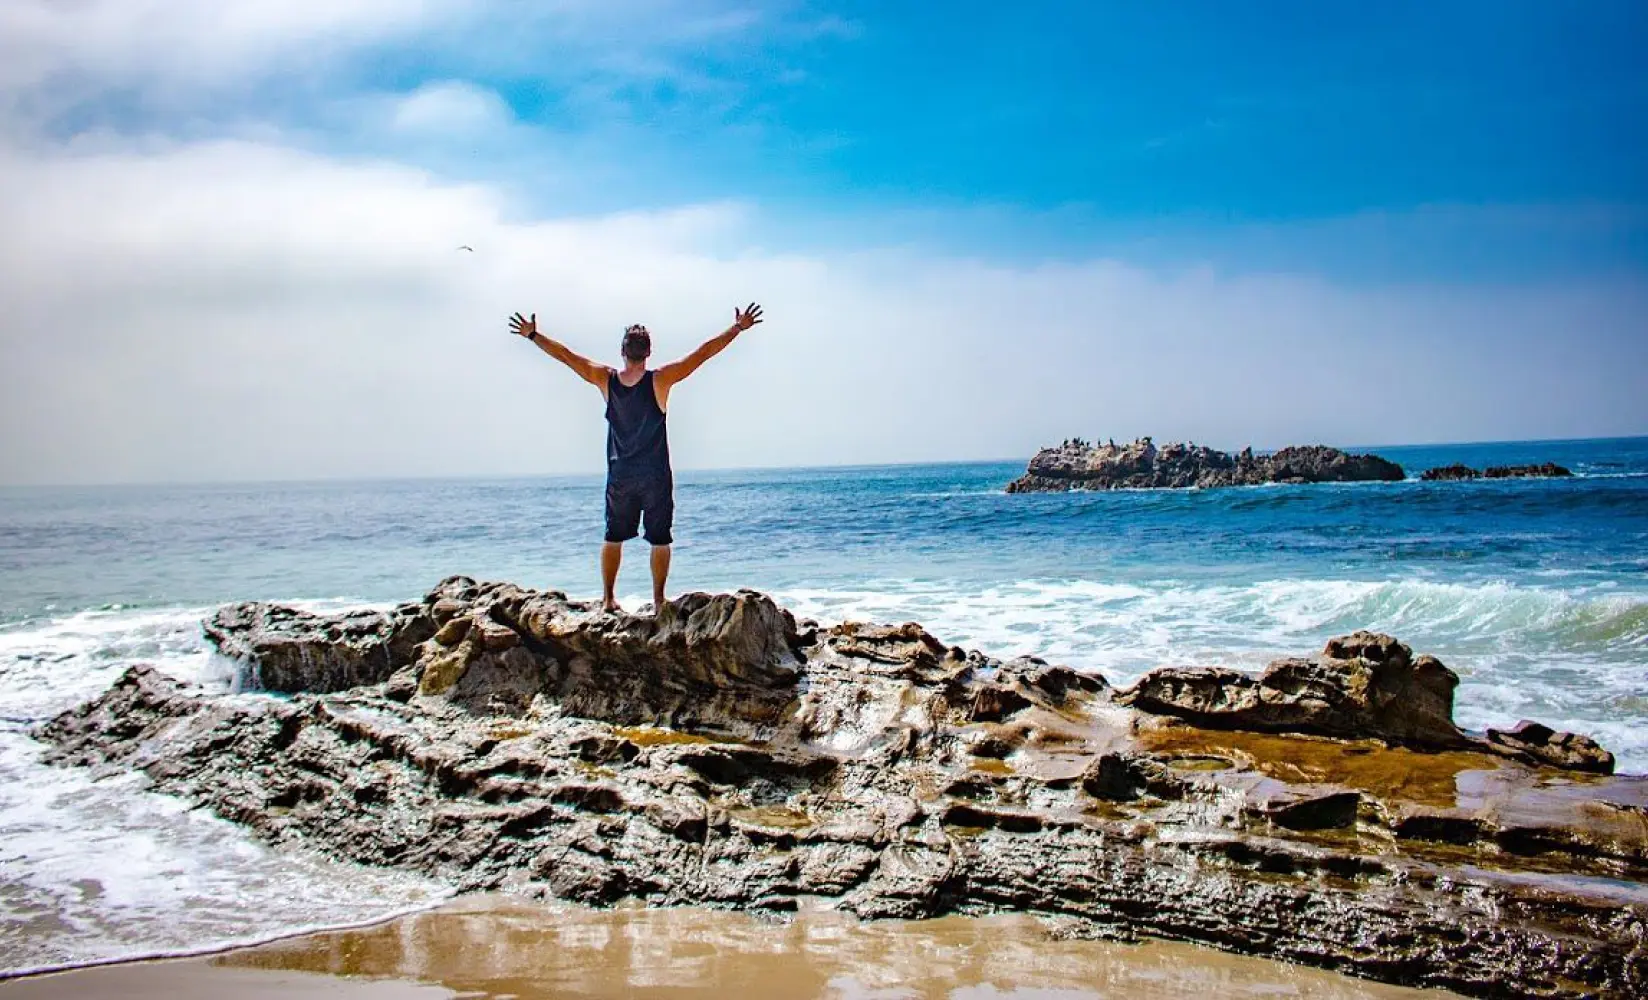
[0,896,452,984]
[5,895,1457,999]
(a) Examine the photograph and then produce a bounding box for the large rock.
[1488,720,1615,775]
[204,601,435,693]
[1116,631,1463,749]
[209,576,805,727]
[1262,445,1405,484]
[38,585,1648,1000]
[1005,437,1404,492]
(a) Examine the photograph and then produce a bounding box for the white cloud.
[0,0,797,128]
[1,137,1644,485]
[390,82,515,136]
[0,0,455,94]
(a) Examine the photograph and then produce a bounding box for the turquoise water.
[0,436,1645,972]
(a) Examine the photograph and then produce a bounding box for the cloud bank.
[0,1,1643,485]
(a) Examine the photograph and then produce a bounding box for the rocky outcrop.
[39,579,1648,999]
[1485,463,1573,479]
[1005,438,1404,492]
[204,602,437,693]
[1421,463,1574,481]
[210,579,804,722]
[1115,631,1466,750]
[1421,463,1481,481]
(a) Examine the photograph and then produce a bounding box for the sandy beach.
[5,895,1457,999]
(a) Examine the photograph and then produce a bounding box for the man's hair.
[621,324,651,362]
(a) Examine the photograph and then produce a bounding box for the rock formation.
[1116,630,1466,749]
[1487,720,1615,774]
[1484,463,1574,479]
[1005,438,1405,492]
[1421,463,1574,481]
[40,578,1648,998]
[1420,463,1481,481]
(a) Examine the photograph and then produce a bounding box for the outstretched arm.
[509,312,610,392]
[656,303,763,394]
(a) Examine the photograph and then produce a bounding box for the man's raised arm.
[656,303,763,393]
[509,312,610,391]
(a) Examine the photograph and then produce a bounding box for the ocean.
[1,435,1645,973]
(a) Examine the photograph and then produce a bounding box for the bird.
[457,245,474,252]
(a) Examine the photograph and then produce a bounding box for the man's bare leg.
[601,541,623,612]
[650,544,671,611]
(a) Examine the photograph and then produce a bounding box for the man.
[508,303,765,613]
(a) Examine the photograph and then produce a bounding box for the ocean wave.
[0,606,226,723]
[778,576,1648,665]
[0,731,448,975]
[0,605,445,975]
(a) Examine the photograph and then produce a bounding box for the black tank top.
[605,370,671,481]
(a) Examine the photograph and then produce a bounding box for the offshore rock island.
[39,578,1647,998]
[1005,438,1580,492]
[1421,462,1575,481]
[1005,438,1405,492]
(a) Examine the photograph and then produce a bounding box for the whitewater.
[1,436,1644,972]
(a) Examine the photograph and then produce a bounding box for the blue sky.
[0,1,1645,482]
[330,0,1648,276]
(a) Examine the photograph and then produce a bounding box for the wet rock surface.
[40,578,1648,998]
[1006,438,1405,492]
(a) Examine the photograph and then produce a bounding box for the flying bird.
[457,245,474,252]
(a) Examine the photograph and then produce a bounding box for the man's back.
[604,369,670,482]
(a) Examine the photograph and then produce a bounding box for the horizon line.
[2,432,1643,491]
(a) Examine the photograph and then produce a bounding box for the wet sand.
[5,896,1460,999]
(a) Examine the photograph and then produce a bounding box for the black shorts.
[604,475,674,545]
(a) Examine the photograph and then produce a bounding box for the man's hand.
[509,312,538,340]
[733,302,764,332]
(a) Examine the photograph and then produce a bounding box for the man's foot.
[601,599,621,614]
[651,595,668,616]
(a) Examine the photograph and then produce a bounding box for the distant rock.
[1421,464,1481,481]
[1484,463,1573,479]
[1005,437,1404,492]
